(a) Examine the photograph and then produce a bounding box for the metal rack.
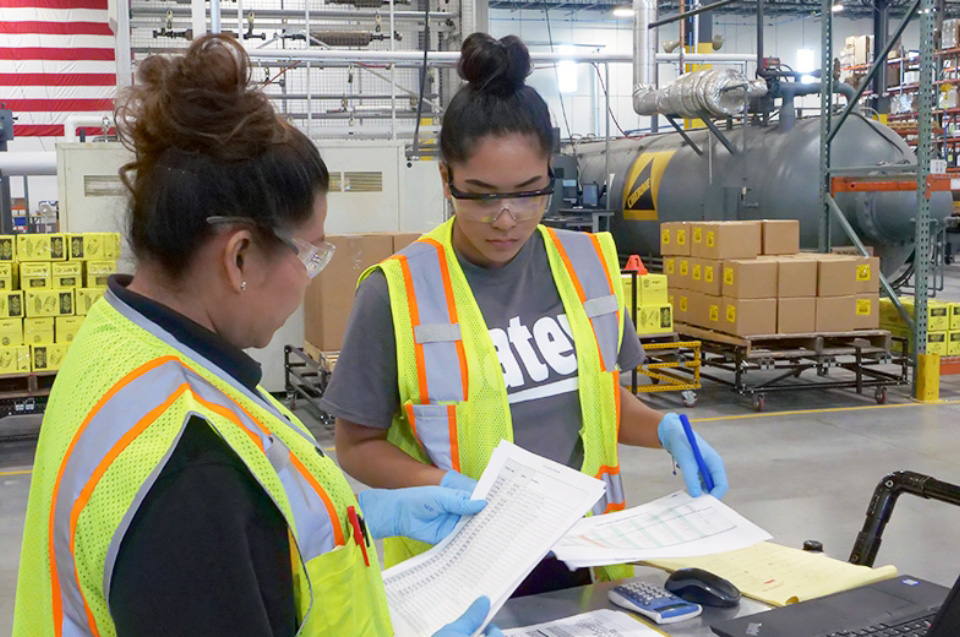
[283,345,334,428]
[0,371,56,420]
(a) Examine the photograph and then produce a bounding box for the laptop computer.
[711,571,960,637]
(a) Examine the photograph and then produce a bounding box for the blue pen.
[679,414,714,494]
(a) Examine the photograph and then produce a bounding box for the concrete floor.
[4,303,960,634]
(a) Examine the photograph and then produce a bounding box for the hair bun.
[458,33,531,95]
[117,34,284,163]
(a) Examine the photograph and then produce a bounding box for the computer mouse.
[664,567,741,608]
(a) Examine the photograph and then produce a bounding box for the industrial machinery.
[574,110,952,276]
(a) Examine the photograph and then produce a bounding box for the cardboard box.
[949,331,960,357]
[889,326,949,356]
[392,233,422,253]
[637,303,674,335]
[881,297,951,332]
[75,288,104,316]
[52,262,83,289]
[0,236,16,261]
[25,289,74,318]
[689,258,722,295]
[855,294,880,330]
[691,221,762,260]
[24,317,54,345]
[761,220,800,255]
[810,255,859,297]
[0,291,24,319]
[854,256,881,294]
[723,298,777,336]
[85,260,116,288]
[663,257,682,288]
[0,345,30,375]
[55,316,84,344]
[693,293,723,331]
[660,222,690,256]
[723,259,778,299]
[638,274,669,305]
[778,297,816,334]
[950,303,960,330]
[672,291,691,324]
[816,295,857,332]
[68,232,122,261]
[675,257,691,290]
[0,318,22,347]
[17,233,67,262]
[19,263,51,290]
[31,343,69,372]
[304,233,396,352]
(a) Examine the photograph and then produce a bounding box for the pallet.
[675,323,893,358]
[0,371,57,400]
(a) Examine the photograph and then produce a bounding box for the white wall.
[489,9,922,137]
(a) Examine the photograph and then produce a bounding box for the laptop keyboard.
[819,611,937,637]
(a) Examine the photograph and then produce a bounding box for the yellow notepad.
[642,541,898,607]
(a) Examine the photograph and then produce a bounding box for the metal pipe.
[132,5,453,20]
[633,0,657,115]
[0,152,57,176]
[210,0,220,33]
[648,0,742,28]
[757,0,764,76]
[779,81,857,131]
[64,115,113,142]
[247,48,757,66]
[826,0,921,146]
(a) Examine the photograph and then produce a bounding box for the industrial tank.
[574,113,951,274]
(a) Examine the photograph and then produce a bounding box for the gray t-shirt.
[318,231,645,469]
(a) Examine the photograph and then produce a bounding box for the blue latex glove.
[658,413,729,499]
[441,470,479,494]
[357,486,486,544]
[433,597,504,637]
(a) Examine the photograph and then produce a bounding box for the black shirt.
[107,276,297,637]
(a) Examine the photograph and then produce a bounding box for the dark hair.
[115,34,329,279]
[440,33,554,165]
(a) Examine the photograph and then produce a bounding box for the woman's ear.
[222,230,252,294]
[439,162,452,200]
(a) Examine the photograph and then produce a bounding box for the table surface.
[494,566,772,636]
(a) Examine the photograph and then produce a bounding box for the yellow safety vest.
[363,219,633,580]
[13,288,392,637]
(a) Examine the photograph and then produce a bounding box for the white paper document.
[553,490,771,569]
[503,609,661,636]
[383,440,607,637]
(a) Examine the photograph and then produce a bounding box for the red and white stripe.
[0,0,117,139]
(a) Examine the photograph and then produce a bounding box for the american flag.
[0,0,118,140]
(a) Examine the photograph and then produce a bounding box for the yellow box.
[638,274,669,305]
[0,318,22,347]
[950,303,960,331]
[949,331,960,357]
[17,233,67,262]
[31,343,70,372]
[890,326,948,355]
[68,233,120,260]
[19,262,51,290]
[52,262,83,289]
[880,297,951,332]
[0,236,16,261]
[85,260,116,288]
[0,345,31,375]
[0,291,24,318]
[75,288,104,316]
[24,317,54,345]
[25,289,74,318]
[636,303,674,334]
[55,316,84,344]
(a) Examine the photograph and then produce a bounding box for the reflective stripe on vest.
[592,466,625,516]
[545,228,620,373]
[48,356,344,637]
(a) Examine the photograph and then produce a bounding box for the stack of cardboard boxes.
[661,220,880,337]
[878,297,960,356]
[0,232,119,375]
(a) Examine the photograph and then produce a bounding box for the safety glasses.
[206,216,336,279]
[447,167,554,224]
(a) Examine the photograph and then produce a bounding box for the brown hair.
[115,34,329,279]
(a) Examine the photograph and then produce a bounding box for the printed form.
[503,609,662,636]
[383,440,606,637]
[553,490,771,569]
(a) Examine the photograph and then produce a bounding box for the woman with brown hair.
[13,34,499,637]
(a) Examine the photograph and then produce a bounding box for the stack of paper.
[553,490,772,569]
[383,440,607,637]
[503,610,662,636]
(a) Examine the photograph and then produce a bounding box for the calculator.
[607,581,703,625]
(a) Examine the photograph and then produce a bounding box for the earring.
[241,281,247,292]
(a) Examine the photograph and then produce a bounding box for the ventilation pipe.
[632,0,658,115]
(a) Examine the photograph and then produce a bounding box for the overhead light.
[613,7,635,17]
[831,3,844,11]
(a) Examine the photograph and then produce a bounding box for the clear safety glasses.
[447,167,555,224]
[206,216,336,279]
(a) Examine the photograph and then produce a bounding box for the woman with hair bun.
[13,34,501,637]
[327,32,729,595]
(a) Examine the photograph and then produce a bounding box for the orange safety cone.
[623,254,648,275]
